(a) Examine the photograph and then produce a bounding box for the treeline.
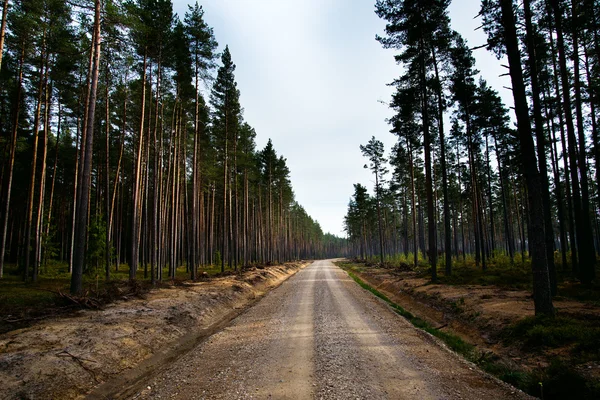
[345,0,600,315]
[0,0,346,293]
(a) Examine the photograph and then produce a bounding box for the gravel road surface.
[134,260,530,399]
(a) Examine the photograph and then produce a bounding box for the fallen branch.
[57,290,103,309]
[56,350,99,382]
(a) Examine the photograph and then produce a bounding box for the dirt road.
[133,260,530,399]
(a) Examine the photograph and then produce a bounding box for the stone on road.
[137,260,529,399]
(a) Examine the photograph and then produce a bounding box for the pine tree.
[360,136,388,266]
[210,46,241,272]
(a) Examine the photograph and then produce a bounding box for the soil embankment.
[337,261,600,398]
[0,262,308,399]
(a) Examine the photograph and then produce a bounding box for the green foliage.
[214,251,222,268]
[436,255,532,289]
[528,360,600,400]
[504,315,600,356]
[85,218,113,275]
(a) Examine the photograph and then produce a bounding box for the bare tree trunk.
[44,102,62,268]
[71,0,101,294]
[493,135,514,261]
[547,12,577,272]
[408,138,418,268]
[131,50,147,280]
[0,0,8,72]
[419,36,436,280]
[104,67,111,280]
[222,123,228,273]
[524,0,557,293]
[33,73,51,281]
[0,43,24,278]
[24,39,47,281]
[500,0,554,316]
[550,0,590,280]
[570,0,596,283]
[431,47,452,275]
[109,72,127,251]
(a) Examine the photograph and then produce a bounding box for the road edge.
[334,261,534,400]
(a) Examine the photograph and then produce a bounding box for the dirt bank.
[335,262,600,391]
[0,262,308,400]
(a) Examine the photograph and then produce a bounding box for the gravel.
[133,260,532,400]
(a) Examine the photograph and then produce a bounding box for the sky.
[172,0,513,237]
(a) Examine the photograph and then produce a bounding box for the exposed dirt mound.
[0,262,308,400]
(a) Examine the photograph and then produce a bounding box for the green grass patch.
[438,256,533,290]
[504,315,600,360]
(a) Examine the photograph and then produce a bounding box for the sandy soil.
[133,260,531,399]
[0,263,307,400]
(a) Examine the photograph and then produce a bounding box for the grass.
[504,315,600,361]
[337,261,600,400]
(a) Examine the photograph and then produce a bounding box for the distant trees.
[0,0,345,293]
[346,0,600,316]
[360,136,388,266]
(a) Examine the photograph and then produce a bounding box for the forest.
[0,0,347,295]
[344,0,600,317]
[1,0,600,398]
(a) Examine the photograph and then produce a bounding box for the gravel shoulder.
[135,260,532,399]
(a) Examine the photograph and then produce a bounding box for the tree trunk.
[71,0,101,294]
[0,0,8,71]
[547,17,577,272]
[500,0,554,316]
[33,73,51,282]
[131,49,147,281]
[431,46,452,275]
[0,43,24,277]
[570,0,596,283]
[523,0,557,294]
[419,37,436,281]
[24,39,47,281]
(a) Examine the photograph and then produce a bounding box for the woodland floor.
[336,259,600,399]
[0,262,308,399]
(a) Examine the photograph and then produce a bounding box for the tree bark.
[71,0,101,294]
[0,0,8,71]
[131,49,147,281]
[0,43,24,278]
[500,0,554,316]
[523,0,557,294]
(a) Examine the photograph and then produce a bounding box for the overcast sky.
[172,0,513,237]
